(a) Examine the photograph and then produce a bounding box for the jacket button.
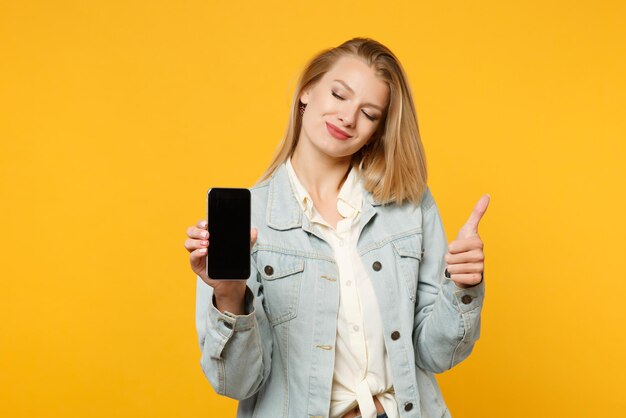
[461,295,473,304]
[404,402,413,411]
[391,330,400,340]
[372,261,382,271]
[264,265,274,276]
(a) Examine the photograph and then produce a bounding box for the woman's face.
[298,55,390,161]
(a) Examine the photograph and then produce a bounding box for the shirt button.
[372,261,382,271]
[391,330,400,340]
[461,295,473,304]
[353,325,359,332]
[264,265,274,276]
[404,402,413,411]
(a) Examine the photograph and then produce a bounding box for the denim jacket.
[195,163,485,418]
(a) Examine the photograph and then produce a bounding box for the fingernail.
[199,248,207,253]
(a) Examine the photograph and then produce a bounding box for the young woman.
[185,37,489,418]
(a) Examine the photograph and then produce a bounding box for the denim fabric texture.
[195,163,485,418]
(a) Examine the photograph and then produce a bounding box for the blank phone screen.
[207,188,251,279]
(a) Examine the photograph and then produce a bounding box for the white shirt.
[285,158,398,418]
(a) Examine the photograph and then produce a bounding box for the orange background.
[1,1,625,417]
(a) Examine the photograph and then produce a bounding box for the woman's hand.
[444,195,490,288]
[185,219,258,312]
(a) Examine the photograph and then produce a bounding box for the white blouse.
[285,158,398,418]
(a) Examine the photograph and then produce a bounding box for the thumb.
[457,194,490,239]
[250,228,258,249]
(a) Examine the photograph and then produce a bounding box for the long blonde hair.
[257,37,428,206]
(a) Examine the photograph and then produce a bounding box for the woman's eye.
[362,111,376,121]
[331,91,344,100]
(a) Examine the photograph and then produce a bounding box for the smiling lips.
[326,122,352,140]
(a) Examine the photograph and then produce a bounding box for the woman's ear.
[299,89,310,105]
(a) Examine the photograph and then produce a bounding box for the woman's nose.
[338,107,357,127]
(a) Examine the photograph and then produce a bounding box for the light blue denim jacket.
[195,163,485,418]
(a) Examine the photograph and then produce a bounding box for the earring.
[299,101,307,115]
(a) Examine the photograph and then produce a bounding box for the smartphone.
[206,188,251,280]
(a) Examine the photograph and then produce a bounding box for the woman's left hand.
[444,194,490,288]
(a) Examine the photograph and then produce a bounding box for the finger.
[250,228,258,249]
[445,249,483,264]
[448,236,483,254]
[459,194,490,238]
[197,219,208,229]
[446,262,484,275]
[189,247,208,265]
[184,238,209,252]
[449,272,483,286]
[465,194,490,231]
[187,225,209,240]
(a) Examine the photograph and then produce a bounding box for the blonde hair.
[257,37,427,206]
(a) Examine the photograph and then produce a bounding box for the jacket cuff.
[209,286,257,332]
[440,269,485,314]
[205,286,257,359]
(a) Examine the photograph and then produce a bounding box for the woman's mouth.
[326,122,351,140]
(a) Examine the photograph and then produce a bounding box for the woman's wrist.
[214,286,247,315]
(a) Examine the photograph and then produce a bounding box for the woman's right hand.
[185,219,258,312]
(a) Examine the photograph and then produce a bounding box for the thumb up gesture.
[444,194,490,288]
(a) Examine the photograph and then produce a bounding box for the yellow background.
[1,0,624,417]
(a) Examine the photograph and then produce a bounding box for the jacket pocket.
[255,250,305,326]
[391,233,423,303]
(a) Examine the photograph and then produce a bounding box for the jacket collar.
[266,162,381,232]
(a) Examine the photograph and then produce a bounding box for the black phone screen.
[206,188,251,280]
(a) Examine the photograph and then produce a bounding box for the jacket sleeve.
[195,255,273,400]
[412,187,485,373]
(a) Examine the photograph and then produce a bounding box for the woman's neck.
[290,145,351,202]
